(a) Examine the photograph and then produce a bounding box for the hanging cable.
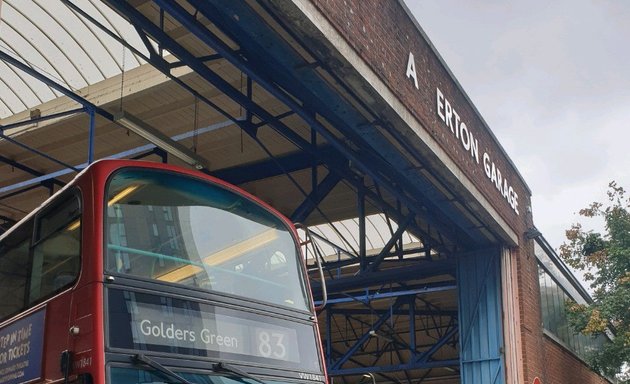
[239,72,244,153]
[119,45,126,113]
[193,97,199,153]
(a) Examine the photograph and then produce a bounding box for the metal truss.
[99,0,493,249]
[323,294,460,379]
[0,2,474,381]
[1,0,491,249]
[0,50,114,195]
[0,0,469,263]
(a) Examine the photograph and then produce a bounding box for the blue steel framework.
[0,1,508,383]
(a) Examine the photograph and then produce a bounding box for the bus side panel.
[80,164,106,384]
[68,282,99,379]
[61,169,103,384]
[41,295,73,382]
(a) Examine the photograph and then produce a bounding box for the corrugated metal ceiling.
[0,0,147,118]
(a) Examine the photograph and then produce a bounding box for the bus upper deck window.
[29,194,81,304]
[0,221,33,320]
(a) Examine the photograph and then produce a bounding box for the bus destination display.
[107,289,321,372]
[133,306,298,361]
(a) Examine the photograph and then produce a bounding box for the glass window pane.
[538,266,550,328]
[546,273,558,333]
[105,169,310,311]
[537,262,611,361]
[555,282,569,344]
[30,195,81,303]
[0,222,32,319]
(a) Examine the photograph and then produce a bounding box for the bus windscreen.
[104,168,309,311]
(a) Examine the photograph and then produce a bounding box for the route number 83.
[256,329,287,359]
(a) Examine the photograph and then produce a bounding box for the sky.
[406,0,630,250]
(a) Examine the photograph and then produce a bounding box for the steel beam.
[102,0,443,253]
[314,246,430,271]
[0,133,78,171]
[409,297,417,358]
[328,360,460,376]
[123,0,474,247]
[291,172,342,223]
[259,0,493,245]
[329,297,405,370]
[328,308,458,318]
[214,146,339,185]
[0,108,84,132]
[0,120,234,196]
[0,51,113,121]
[186,0,484,246]
[87,0,443,252]
[312,262,454,295]
[413,326,458,364]
[307,232,358,262]
[365,214,415,273]
[358,181,367,270]
[327,346,402,384]
[324,303,459,375]
[0,156,65,187]
[320,283,456,306]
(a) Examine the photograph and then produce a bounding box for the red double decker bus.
[0,160,327,384]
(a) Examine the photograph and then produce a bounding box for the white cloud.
[408,0,630,249]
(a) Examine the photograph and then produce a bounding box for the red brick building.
[274,1,613,383]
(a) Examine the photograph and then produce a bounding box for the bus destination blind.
[107,289,321,372]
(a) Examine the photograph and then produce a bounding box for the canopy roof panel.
[0,2,512,381]
[0,0,149,118]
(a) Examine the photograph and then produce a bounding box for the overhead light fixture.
[113,111,208,170]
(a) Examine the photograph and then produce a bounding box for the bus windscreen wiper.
[133,354,193,384]
[212,362,265,384]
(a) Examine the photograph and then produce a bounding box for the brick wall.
[305,1,610,383]
[310,0,528,231]
[542,336,610,384]
[514,243,547,382]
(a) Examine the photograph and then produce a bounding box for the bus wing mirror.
[295,223,327,312]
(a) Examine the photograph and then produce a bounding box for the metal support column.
[358,180,366,270]
[87,106,95,164]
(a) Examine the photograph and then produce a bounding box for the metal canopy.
[0,1,508,383]
[0,0,148,119]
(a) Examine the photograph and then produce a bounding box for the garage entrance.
[1,1,530,383]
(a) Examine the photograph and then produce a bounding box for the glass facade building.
[535,241,607,362]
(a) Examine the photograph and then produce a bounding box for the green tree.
[559,181,630,380]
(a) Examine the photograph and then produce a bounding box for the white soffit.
[0,0,153,119]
